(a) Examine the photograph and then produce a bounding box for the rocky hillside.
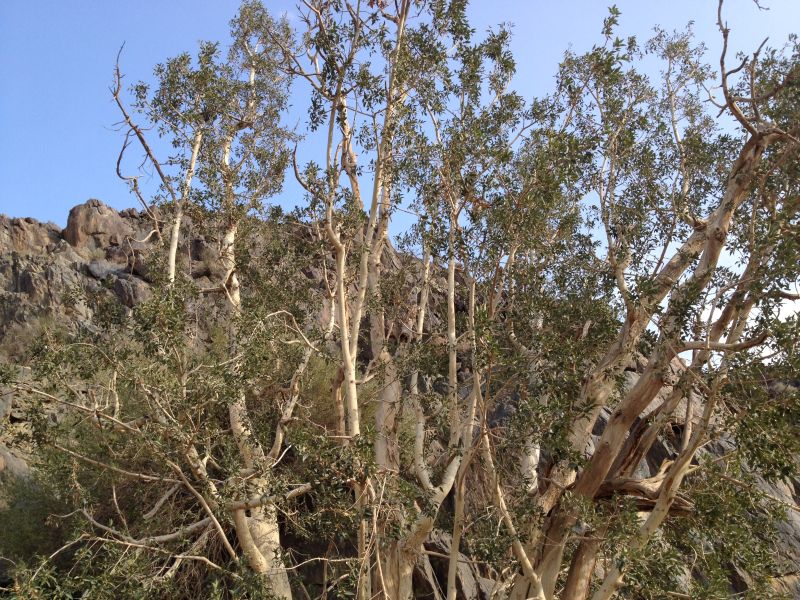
[1,201,152,479]
[1,200,798,598]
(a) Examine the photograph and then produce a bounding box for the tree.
[480,5,800,598]
[3,1,798,599]
[10,4,314,598]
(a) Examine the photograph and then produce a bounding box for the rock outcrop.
[62,199,134,250]
[0,201,158,486]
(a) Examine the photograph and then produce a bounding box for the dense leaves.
[1,2,798,599]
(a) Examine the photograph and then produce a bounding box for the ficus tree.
[2,1,798,600]
[476,5,800,599]
[8,4,324,598]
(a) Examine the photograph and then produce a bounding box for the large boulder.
[63,199,133,252]
[0,215,60,255]
[114,275,152,308]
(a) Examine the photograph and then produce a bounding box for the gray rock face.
[63,199,134,251]
[114,275,152,308]
[0,202,151,349]
[0,199,264,483]
[0,200,160,487]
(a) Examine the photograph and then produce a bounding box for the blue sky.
[1,0,799,226]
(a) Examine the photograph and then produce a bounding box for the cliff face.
[0,201,150,480]
[0,201,151,348]
[0,200,798,598]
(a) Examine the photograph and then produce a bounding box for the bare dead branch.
[678,329,770,353]
[54,444,179,483]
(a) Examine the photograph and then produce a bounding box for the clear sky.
[1,0,799,226]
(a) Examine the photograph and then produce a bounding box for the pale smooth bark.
[482,430,547,600]
[561,526,606,600]
[167,129,203,283]
[214,121,292,596]
[446,281,480,600]
[534,131,776,599]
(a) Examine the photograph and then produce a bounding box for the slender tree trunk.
[447,480,467,600]
[447,281,480,600]
[220,220,293,598]
[167,129,202,284]
[381,539,420,600]
[562,527,607,600]
[368,251,401,472]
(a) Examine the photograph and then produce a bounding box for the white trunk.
[521,440,541,494]
[447,281,480,599]
[232,503,293,598]
[381,539,420,600]
[167,129,202,284]
[219,213,291,598]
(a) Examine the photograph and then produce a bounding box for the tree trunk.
[220,218,292,598]
[562,528,606,600]
[231,500,293,598]
[381,539,418,600]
